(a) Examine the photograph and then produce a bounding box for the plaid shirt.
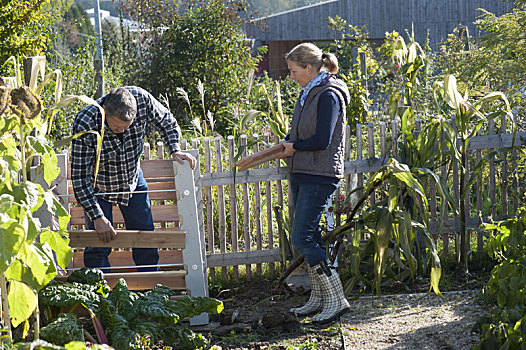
[71,86,181,221]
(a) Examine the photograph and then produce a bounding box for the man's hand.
[276,141,296,159]
[172,151,196,170]
[93,216,117,243]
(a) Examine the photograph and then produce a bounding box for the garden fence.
[146,115,526,281]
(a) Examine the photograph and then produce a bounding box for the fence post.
[174,149,209,326]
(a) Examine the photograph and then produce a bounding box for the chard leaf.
[109,279,139,321]
[39,281,102,312]
[40,313,83,346]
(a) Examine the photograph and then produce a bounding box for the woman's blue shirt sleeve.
[293,90,341,151]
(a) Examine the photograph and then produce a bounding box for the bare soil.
[193,273,487,350]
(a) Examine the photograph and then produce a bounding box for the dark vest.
[288,77,350,179]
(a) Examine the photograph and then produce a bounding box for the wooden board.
[69,205,179,226]
[207,249,282,267]
[72,249,184,270]
[67,181,177,203]
[68,230,186,249]
[233,144,285,171]
[104,271,186,290]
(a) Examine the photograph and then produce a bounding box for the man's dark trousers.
[83,169,159,272]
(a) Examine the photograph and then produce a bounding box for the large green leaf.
[444,75,463,110]
[374,208,393,295]
[41,192,70,231]
[39,280,103,312]
[8,279,37,328]
[40,229,73,269]
[41,313,83,346]
[401,107,416,149]
[109,279,139,321]
[0,218,26,272]
[41,152,60,187]
[388,91,402,120]
[399,211,417,278]
[12,182,42,213]
[7,242,57,289]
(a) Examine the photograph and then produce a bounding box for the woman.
[277,43,350,324]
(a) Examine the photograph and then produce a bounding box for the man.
[71,86,195,271]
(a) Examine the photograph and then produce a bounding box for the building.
[247,0,514,78]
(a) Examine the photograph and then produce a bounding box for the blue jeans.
[290,180,337,266]
[83,169,159,272]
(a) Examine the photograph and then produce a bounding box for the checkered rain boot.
[290,265,323,317]
[312,259,350,324]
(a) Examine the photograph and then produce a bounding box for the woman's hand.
[276,141,296,159]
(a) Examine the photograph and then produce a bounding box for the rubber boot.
[290,264,323,317]
[312,259,350,324]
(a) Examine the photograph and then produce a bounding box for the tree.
[121,0,260,134]
[0,0,65,65]
[439,8,526,112]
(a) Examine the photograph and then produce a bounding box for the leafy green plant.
[327,16,373,128]
[472,207,526,349]
[473,306,526,350]
[40,314,83,346]
[0,55,111,341]
[39,269,224,350]
[0,58,74,337]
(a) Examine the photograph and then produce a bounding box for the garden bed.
[198,277,486,349]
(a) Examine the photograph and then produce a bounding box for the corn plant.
[258,81,289,141]
[433,74,511,274]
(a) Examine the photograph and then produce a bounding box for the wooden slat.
[512,114,519,214]
[140,159,176,179]
[103,271,186,290]
[207,249,282,268]
[67,181,177,204]
[466,132,526,150]
[368,123,375,205]
[67,160,176,180]
[489,120,497,218]
[203,138,216,281]
[241,135,252,280]
[476,130,484,251]
[72,249,183,269]
[500,114,508,217]
[264,133,275,274]
[227,136,239,279]
[441,137,449,253]
[275,135,285,271]
[356,123,364,241]
[68,230,186,248]
[70,205,179,226]
[344,125,352,226]
[452,118,460,260]
[253,135,263,275]
[214,136,228,280]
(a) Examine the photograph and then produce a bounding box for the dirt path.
[200,280,485,349]
[340,290,483,350]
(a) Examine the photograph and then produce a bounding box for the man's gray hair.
[104,88,137,121]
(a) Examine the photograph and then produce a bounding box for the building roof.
[247,0,513,49]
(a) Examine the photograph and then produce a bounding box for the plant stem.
[33,303,39,340]
[20,120,27,183]
[0,275,12,342]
